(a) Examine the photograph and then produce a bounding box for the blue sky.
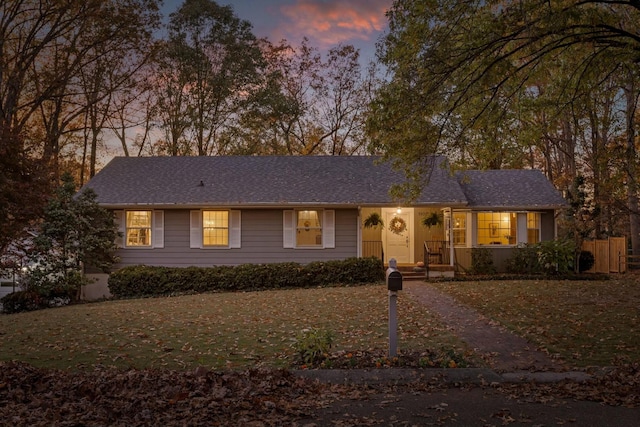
[161,0,393,63]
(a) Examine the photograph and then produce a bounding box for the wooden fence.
[581,237,627,273]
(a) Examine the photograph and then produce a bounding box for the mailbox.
[386,268,403,291]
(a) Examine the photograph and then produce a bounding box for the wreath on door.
[389,216,407,235]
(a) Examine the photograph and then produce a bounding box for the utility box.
[386,258,403,291]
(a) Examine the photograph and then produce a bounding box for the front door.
[384,208,413,264]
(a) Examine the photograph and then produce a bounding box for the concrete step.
[394,265,455,280]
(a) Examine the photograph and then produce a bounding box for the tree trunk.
[624,79,640,257]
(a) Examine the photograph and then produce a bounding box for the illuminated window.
[126,211,152,246]
[452,212,467,246]
[477,212,517,245]
[297,210,322,247]
[527,212,541,243]
[203,211,229,246]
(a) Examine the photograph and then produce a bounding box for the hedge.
[108,257,384,298]
[0,291,48,314]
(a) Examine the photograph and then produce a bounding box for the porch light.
[396,208,402,214]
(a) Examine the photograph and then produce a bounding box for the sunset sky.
[162,0,393,62]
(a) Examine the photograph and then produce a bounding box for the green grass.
[0,285,464,371]
[432,276,640,367]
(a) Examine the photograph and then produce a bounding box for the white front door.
[384,208,413,264]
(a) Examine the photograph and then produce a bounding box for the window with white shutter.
[283,209,335,249]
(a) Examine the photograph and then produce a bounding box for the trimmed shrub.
[537,239,575,275]
[0,291,47,314]
[471,248,496,275]
[504,240,577,276]
[505,244,542,274]
[578,250,595,273]
[108,257,384,298]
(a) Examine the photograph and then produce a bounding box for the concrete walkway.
[404,281,564,372]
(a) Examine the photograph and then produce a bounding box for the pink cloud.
[279,0,392,48]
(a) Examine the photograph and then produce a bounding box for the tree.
[151,0,264,156]
[0,0,160,249]
[27,173,119,301]
[232,38,376,155]
[0,129,49,256]
[369,0,640,251]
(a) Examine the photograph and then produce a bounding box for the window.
[297,210,322,247]
[115,210,163,248]
[203,210,229,246]
[190,210,241,249]
[283,209,335,249]
[477,212,517,245]
[452,212,467,246]
[126,211,152,246]
[527,212,541,243]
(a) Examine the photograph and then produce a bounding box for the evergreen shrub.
[0,291,47,314]
[471,248,496,275]
[578,250,595,273]
[108,257,384,298]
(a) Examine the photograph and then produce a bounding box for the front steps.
[393,264,455,280]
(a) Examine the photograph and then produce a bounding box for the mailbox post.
[386,258,403,358]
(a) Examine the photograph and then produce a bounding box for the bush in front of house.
[505,243,542,274]
[578,250,595,273]
[0,290,48,314]
[505,239,576,275]
[470,247,497,275]
[108,257,384,298]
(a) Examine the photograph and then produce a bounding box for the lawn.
[3,278,638,371]
[432,276,640,367]
[0,285,464,371]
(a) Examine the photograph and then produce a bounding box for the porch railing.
[423,239,450,265]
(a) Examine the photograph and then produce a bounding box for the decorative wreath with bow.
[388,216,407,235]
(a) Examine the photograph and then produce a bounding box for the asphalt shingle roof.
[82,156,566,210]
[457,169,567,209]
[83,155,467,207]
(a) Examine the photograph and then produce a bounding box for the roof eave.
[463,204,567,211]
[99,201,471,209]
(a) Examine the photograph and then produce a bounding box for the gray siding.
[540,210,556,241]
[454,247,515,273]
[114,208,358,269]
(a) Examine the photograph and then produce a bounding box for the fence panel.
[610,237,627,273]
[594,240,610,273]
[582,237,627,273]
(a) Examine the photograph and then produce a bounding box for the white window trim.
[283,209,335,249]
[472,211,544,247]
[446,210,471,248]
[190,209,241,249]
[452,211,470,248]
[114,210,164,249]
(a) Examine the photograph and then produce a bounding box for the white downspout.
[449,208,455,266]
